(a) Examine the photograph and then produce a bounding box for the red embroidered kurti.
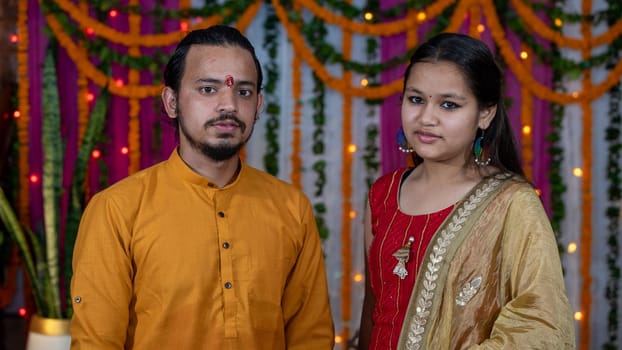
[367,168,452,350]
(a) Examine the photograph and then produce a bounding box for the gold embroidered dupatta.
[396,173,574,350]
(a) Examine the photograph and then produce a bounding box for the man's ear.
[478,104,497,130]
[161,87,177,119]
[255,93,264,121]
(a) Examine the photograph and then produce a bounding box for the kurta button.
[218,211,225,217]
[223,242,230,249]
[224,282,232,289]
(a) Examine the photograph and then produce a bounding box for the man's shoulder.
[93,160,167,199]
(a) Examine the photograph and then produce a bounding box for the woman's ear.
[161,87,177,119]
[478,104,497,129]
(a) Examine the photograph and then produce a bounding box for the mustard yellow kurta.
[70,150,334,350]
[398,174,575,349]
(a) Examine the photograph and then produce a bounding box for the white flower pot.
[25,314,71,350]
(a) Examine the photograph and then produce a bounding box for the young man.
[70,25,334,349]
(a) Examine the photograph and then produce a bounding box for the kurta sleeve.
[70,192,134,350]
[281,196,335,349]
[468,188,575,349]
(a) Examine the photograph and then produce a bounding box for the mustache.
[204,114,247,133]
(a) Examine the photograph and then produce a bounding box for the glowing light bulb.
[573,168,583,177]
[535,188,541,196]
[477,24,485,33]
[9,34,18,43]
[85,27,94,35]
[121,147,129,155]
[18,308,27,317]
[109,9,118,18]
[115,79,124,87]
[348,144,357,153]
[13,110,20,119]
[29,174,39,183]
[554,18,563,27]
[353,273,363,282]
[360,78,369,87]
[571,92,579,98]
[86,92,95,102]
[364,12,374,21]
[574,311,583,321]
[522,125,531,135]
[567,242,577,253]
[180,22,189,31]
[91,149,101,159]
[417,12,427,22]
[349,210,357,219]
[520,51,529,60]
[335,336,343,344]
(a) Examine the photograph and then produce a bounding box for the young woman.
[358,33,575,350]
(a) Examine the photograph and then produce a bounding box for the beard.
[177,107,251,162]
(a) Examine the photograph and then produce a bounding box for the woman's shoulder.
[372,167,412,189]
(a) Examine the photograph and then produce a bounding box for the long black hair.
[403,32,524,177]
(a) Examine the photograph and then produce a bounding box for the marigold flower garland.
[17,0,30,222]
[579,0,593,348]
[44,1,262,100]
[77,1,89,146]
[48,0,221,47]
[446,0,471,33]
[291,11,302,189]
[45,0,622,104]
[294,0,456,36]
[480,0,622,104]
[236,0,262,32]
[469,4,482,38]
[128,0,141,174]
[340,3,353,343]
[509,0,622,50]
[271,0,402,99]
[45,13,162,98]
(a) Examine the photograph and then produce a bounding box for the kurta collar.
[166,148,245,189]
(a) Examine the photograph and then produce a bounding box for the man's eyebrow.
[195,78,256,88]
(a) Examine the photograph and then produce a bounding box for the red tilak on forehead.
[225,75,234,87]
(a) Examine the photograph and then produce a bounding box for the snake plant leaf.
[41,48,63,318]
[26,226,56,317]
[0,187,46,314]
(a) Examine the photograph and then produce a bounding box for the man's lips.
[210,121,240,131]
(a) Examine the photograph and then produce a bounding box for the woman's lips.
[416,131,440,143]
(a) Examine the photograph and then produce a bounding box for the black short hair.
[163,25,263,94]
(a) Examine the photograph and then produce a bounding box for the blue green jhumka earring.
[474,129,491,166]
[396,127,414,153]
